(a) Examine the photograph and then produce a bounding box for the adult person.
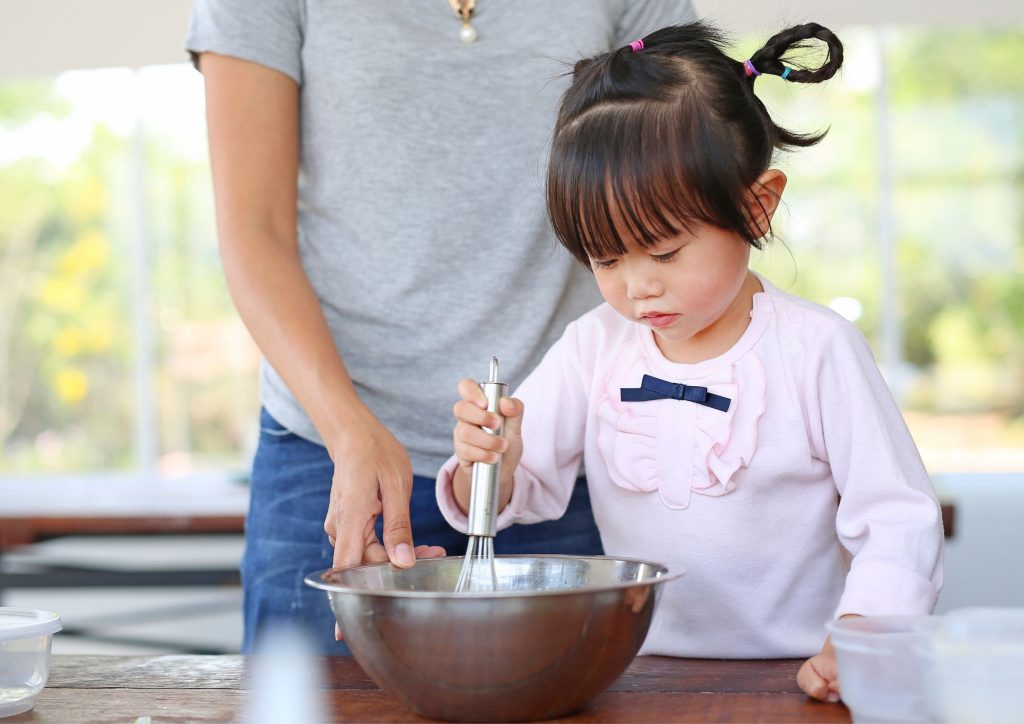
[187,0,696,653]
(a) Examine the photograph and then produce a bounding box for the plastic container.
[917,607,1024,723]
[827,615,938,723]
[0,608,62,718]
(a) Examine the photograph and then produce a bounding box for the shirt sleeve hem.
[494,467,532,531]
[835,558,940,619]
[434,456,469,534]
[185,40,302,85]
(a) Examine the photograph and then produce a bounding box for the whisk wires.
[455,535,497,592]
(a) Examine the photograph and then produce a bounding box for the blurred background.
[1,1,1022,654]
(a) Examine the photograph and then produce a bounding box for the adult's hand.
[325,409,445,569]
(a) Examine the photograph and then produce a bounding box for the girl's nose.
[626,271,661,300]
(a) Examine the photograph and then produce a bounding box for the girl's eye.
[591,258,618,269]
[652,248,681,263]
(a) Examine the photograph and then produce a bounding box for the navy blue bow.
[620,374,731,412]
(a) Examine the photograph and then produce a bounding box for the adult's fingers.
[330,491,378,569]
[379,471,415,568]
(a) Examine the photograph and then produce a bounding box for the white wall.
[1,0,1022,79]
[1,1,193,79]
[934,475,1024,612]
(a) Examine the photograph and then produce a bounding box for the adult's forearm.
[219,228,368,456]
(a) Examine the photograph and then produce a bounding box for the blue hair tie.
[781,66,793,80]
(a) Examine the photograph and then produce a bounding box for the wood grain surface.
[11,655,851,722]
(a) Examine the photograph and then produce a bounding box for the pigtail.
[748,23,843,84]
[741,23,844,149]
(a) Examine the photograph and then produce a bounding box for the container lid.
[0,607,62,640]
[921,607,1024,657]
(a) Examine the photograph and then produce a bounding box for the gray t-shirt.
[186,0,696,475]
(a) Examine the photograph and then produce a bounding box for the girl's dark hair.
[547,21,843,266]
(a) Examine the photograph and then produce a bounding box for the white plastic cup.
[0,608,62,718]
[827,615,938,723]
[917,607,1024,723]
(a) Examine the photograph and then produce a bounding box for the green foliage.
[0,80,70,125]
[888,29,1024,101]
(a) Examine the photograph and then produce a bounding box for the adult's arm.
[198,52,424,569]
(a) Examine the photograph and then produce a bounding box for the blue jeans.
[241,408,603,655]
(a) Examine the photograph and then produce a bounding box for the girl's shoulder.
[759,277,857,336]
[756,277,873,361]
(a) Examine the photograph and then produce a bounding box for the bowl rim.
[304,553,684,599]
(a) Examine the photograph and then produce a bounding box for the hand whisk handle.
[467,356,508,538]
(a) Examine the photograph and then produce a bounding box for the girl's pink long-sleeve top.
[437,275,944,658]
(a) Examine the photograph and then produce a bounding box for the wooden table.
[11,655,850,722]
[0,475,248,553]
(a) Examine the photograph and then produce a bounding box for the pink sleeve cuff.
[436,457,545,538]
[435,459,536,534]
[835,559,939,619]
[435,455,469,533]
[494,467,535,530]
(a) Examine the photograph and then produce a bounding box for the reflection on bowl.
[305,555,679,722]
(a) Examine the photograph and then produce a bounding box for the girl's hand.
[324,408,446,571]
[451,377,524,512]
[797,639,840,703]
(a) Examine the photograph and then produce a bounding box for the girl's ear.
[746,169,788,239]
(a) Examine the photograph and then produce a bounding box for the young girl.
[436,21,943,702]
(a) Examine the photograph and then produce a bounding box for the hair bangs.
[548,100,747,267]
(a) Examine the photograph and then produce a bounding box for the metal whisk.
[454,356,508,593]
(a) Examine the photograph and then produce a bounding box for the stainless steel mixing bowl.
[305,555,679,722]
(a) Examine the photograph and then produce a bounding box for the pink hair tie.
[629,39,645,53]
[743,59,761,77]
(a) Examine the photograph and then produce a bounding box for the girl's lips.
[641,313,680,329]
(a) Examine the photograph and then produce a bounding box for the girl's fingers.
[413,544,447,559]
[796,657,833,702]
[455,423,507,453]
[502,398,524,441]
[455,439,504,466]
[457,377,489,407]
[499,396,524,419]
[453,399,502,429]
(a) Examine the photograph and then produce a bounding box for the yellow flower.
[38,278,86,311]
[85,323,114,353]
[53,327,84,357]
[60,230,109,276]
[55,368,89,404]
